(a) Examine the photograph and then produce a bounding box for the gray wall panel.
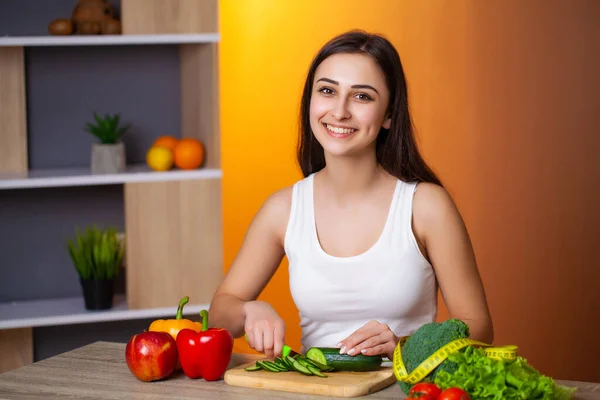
[26,44,182,169]
[0,185,125,302]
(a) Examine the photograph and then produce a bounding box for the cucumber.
[303,357,335,372]
[295,357,313,370]
[305,347,383,372]
[306,364,327,378]
[257,360,281,372]
[290,358,313,375]
[274,358,290,371]
[265,360,288,371]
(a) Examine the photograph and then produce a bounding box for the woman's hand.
[337,320,398,360]
[243,300,286,359]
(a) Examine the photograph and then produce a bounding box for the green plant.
[67,225,125,280]
[84,112,130,144]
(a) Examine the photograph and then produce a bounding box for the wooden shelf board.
[0,33,220,47]
[0,295,210,330]
[0,164,222,190]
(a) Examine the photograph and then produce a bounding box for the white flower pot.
[91,142,125,174]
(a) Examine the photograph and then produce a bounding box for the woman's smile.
[323,123,358,139]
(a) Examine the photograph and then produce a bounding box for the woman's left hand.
[336,320,398,360]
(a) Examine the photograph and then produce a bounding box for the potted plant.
[67,225,125,310]
[85,112,130,174]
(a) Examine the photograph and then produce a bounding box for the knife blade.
[281,344,300,358]
[244,334,300,358]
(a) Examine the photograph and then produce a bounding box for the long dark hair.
[297,30,442,186]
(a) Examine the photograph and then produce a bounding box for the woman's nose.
[331,98,351,120]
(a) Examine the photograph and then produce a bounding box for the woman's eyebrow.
[316,77,379,94]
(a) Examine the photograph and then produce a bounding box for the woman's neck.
[318,152,386,198]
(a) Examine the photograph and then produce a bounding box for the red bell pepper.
[176,309,234,381]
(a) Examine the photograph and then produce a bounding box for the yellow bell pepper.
[149,296,203,340]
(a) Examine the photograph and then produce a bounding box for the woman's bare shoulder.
[262,185,294,218]
[413,182,458,218]
[255,185,295,241]
[412,182,463,241]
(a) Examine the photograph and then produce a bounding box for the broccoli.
[397,319,470,395]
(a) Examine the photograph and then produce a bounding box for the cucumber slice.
[285,355,298,366]
[306,364,327,377]
[295,358,311,368]
[282,356,296,370]
[257,360,281,372]
[244,364,262,371]
[303,357,335,372]
[264,360,287,372]
[306,348,328,365]
[291,359,313,375]
[274,357,290,371]
[267,360,288,371]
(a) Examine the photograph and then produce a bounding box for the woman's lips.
[323,123,357,139]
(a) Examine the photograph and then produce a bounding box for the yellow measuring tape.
[393,336,519,384]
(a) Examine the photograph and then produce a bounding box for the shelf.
[0,295,210,330]
[0,33,220,47]
[0,164,222,190]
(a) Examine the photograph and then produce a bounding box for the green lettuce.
[433,346,577,400]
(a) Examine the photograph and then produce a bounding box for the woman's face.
[309,53,391,158]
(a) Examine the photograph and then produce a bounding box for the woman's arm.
[208,188,291,338]
[413,183,494,344]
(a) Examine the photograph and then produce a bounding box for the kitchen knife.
[244,334,300,357]
[281,344,300,358]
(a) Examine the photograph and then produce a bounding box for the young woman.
[208,30,493,361]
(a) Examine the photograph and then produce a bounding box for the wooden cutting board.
[224,359,396,398]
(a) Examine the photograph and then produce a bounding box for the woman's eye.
[356,93,373,101]
[318,87,334,95]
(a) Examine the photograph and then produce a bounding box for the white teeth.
[326,124,356,134]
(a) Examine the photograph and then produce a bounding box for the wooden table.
[0,341,597,399]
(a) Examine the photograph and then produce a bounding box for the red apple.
[125,331,178,382]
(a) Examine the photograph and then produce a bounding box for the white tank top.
[285,173,437,352]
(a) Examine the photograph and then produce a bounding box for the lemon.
[146,146,174,171]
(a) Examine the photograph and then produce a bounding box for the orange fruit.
[152,135,179,151]
[146,146,174,171]
[174,138,205,170]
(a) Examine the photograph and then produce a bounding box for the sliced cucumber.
[285,355,299,368]
[256,360,281,372]
[244,351,348,377]
[303,357,335,372]
[267,360,288,371]
[291,358,313,375]
[274,357,290,371]
[306,348,328,365]
[306,364,327,377]
[281,356,294,371]
[305,347,382,372]
[295,358,311,369]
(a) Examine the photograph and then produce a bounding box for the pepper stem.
[176,296,189,320]
[200,309,209,331]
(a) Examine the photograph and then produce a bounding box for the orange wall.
[219,0,599,382]
[463,2,600,383]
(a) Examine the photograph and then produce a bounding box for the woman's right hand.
[243,300,286,358]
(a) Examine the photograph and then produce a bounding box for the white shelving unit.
[0,296,210,330]
[0,165,222,190]
[0,33,220,47]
